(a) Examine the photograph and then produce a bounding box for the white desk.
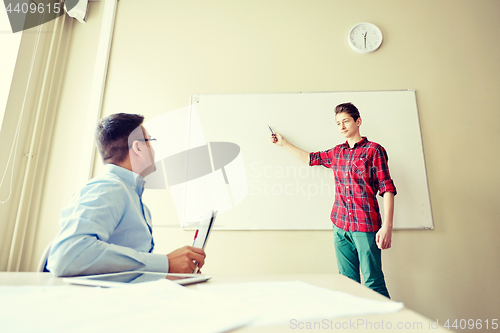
[0,273,445,332]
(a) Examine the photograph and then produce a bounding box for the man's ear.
[130,140,143,156]
[356,117,362,126]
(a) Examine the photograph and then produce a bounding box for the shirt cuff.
[143,253,169,273]
[378,179,397,197]
[309,152,318,166]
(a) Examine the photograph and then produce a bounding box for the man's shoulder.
[88,172,128,188]
[75,173,130,201]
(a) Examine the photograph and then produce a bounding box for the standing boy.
[271,102,396,298]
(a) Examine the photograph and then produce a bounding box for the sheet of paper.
[198,281,404,327]
[0,280,255,333]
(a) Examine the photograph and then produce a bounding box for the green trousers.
[333,225,390,298]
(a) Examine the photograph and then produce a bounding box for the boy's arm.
[376,192,395,250]
[372,145,396,250]
[271,133,310,164]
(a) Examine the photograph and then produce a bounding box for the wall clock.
[348,22,383,54]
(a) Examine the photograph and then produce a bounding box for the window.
[0,10,22,130]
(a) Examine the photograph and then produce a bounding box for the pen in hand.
[192,229,200,273]
[268,125,277,142]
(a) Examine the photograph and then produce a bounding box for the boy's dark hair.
[95,113,145,164]
[335,102,360,121]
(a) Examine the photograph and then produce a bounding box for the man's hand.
[375,226,392,250]
[167,246,206,273]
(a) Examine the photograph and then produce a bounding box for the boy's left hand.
[376,226,392,250]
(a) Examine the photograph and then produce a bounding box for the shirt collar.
[104,164,146,196]
[343,137,368,149]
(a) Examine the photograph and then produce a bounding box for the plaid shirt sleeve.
[372,146,397,197]
[309,148,334,168]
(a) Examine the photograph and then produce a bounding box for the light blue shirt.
[47,164,169,277]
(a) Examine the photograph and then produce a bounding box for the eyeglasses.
[129,138,157,148]
[142,138,157,147]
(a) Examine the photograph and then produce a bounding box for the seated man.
[47,113,205,277]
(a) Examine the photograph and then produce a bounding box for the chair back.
[37,243,51,272]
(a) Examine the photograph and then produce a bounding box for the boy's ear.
[356,117,362,126]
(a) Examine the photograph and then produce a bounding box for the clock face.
[348,22,383,54]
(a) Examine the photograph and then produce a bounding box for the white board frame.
[189,90,433,230]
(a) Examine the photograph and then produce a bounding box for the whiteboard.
[185,90,433,230]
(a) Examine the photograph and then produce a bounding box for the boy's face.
[335,112,361,138]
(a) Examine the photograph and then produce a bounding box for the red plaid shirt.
[310,137,397,232]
